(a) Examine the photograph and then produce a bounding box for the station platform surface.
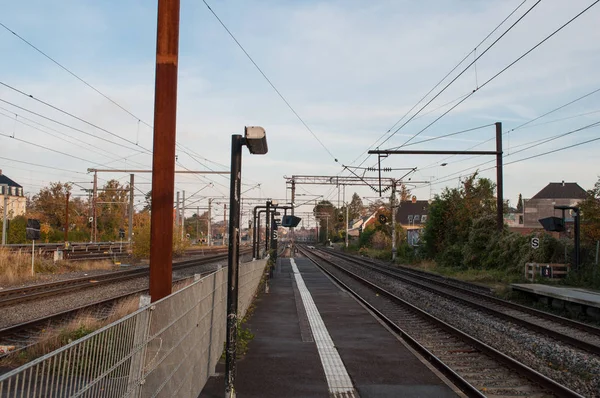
[200,257,460,398]
[512,283,600,308]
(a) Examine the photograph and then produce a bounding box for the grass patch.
[0,248,117,287]
[0,295,140,367]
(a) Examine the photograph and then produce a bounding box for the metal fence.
[0,258,268,398]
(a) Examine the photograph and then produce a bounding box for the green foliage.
[358,225,376,248]
[580,176,600,243]
[6,216,27,244]
[132,214,188,259]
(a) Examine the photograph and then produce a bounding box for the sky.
[1,0,599,225]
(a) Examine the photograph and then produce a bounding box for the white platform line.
[290,259,357,397]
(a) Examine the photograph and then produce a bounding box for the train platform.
[512,283,600,314]
[199,257,461,398]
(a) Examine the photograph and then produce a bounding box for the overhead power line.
[380,0,540,150]
[0,155,88,175]
[421,120,600,187]
[0,97,147,154]
[0,21,152,129]
[201,0,339,163]
[0,21,229,184]
[386,0,600,151]
[0,81,151,153]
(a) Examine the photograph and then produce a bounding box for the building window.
[421,215,427,223]
[414,215,421,223]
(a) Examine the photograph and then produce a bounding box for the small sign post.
[26,219,41,276]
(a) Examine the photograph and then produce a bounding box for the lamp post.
[225,127,268,398]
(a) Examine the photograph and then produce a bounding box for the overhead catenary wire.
[418,85,600,171]
[0,22,229,188]
[401,123,495,148]
[0,81,152,153]
[419,120,600,188]
[377,0,540,151]
[0,21,152,130]
[359,0,529,159]
[387,0,600,151]
[201,0,339,163]
[0,97,148,154]
[0,107,147,166]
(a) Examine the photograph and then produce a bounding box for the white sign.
[531,237,540,249]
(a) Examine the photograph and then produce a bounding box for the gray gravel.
[338,259,600,397]
[0,257,231,330]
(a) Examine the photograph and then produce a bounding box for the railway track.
[298,246,583,398]
[315,248,600,355]
[0,249,249,308]
[0,250,251,359]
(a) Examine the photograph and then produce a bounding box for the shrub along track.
[0,249,251,359]
[298,246,587,397]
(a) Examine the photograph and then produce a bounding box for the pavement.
[199,257,460,398]
[512,283,600,308]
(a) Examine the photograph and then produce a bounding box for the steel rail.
[0,249,249,307]
[300,246,583,398]
[322,249,600,347]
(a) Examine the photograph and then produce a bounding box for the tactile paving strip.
[290,259,358,397]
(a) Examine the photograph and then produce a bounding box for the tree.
[96,179,129,240]
[398,183,412,201]
[348,193,364,221]
[143,190,152,212]
[516,193,523,212]
[580,177,600,242]
[422,172,496,260]
[30,182,72,229]
[313,200,336,242]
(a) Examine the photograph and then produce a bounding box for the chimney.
[562,180,565,187]
[0,169,2,175]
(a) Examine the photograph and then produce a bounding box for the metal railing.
[0,258,268,397]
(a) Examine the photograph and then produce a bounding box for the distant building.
[0,170,26,219]
[396,200,430,230]
[347,207,384,237]
[523,181,588,229]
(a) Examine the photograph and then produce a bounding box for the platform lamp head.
[244,126,268,155]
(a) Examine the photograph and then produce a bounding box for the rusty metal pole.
[64,191,70,243]
[149,0,181,302]
[495,122,504,232]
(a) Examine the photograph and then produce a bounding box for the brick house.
[396,200,430,230]
[523,181,588,229]
[0,170,26,219]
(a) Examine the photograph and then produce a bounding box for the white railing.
[0,258,268,398]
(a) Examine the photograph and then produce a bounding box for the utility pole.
[92,170,98,242]
[344,185,348,249]
[175,191,180,233]
[1,184,7,246]
[64,191,70,243]
[149,0,181,302]
[128,174,134,243]
[495,122,504,232]
[223,203,227,246]
[181,190,186,240]
[196,206,200,242]
[391,181,397,261]
[208,198,212,246]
